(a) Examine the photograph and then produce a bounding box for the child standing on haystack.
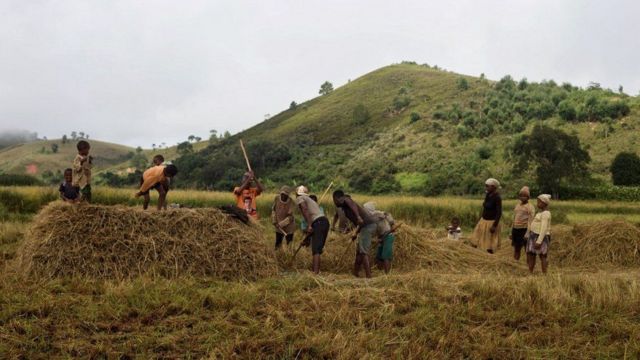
[233,171,264,220]
[527,194,552,274]
[136,164,178,210]
[509,186,535,261]
[271,186,296,250]
[72,140,93,203]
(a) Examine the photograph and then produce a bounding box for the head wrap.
[485,178,501,188]
[537,194,552,205]
[279,185,292,195]
[296,185,309,196]
[519,186,530,197]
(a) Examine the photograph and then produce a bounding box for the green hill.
[174,63,640,195]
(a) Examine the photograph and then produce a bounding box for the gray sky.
[1,0,638,147]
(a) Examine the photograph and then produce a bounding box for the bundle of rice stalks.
[554,220,640,267]
[16,202,277,280]
[278,225,525,274]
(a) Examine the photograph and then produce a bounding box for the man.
[332,190,378,278]
[233,171,265,220]
[364,202,398,274]
[271,186,296,249]
[295,185,330,274]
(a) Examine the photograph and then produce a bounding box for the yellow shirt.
[530,210,551,244]
[72,154,92,189]
[139,166,166,193]
[512,203,535,229]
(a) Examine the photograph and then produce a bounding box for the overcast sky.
[1,0,638,147]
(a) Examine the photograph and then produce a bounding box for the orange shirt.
[234,187,260,219]
[140,166,166,193]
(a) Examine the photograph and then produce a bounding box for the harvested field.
[16,202,277,280]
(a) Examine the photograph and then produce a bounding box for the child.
[510,186,535,261]
[72,140,93,203]
[271,186,296,250]
[233,171,265,220]
[526,194,552,274]
[364,202,397,274]
[59,168,79,203]
[135,164,178,210]
[446,217,462,240]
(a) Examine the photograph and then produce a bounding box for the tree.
[512,125,590,197]
[209,130,219,144]
[195,136,202,142]
[558,100,576,121]
[62,135,68,144]
[71,131,77,140]
[610,152,640,186]
[457,77,469,91]
[51,143,59,153]
[188,135,196,142]
[352,104,370,125]
[129,151,148,170]
[319,81,334,95]
[223,131,231,139]
[177,141,193,155]
[289,101,297,110]
[79,132,85,139]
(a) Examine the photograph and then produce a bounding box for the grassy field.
[1,186,640,358]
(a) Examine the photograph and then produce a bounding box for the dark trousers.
[275,232,294,248]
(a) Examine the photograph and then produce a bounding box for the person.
[135,164,178,210]
[332,207,353,233]
[295,186,330,274]
[509,186,535,261]
[233,171,264,220]
[527,194,552,274]
[300,195,326,231]
[59,168,79,203]
[271,186,296,250]
[471,178,502,254]
[72,140,93,203]
[333,190,378,278]
[446,217,462,240]
[140,155,170,210]
[364,202,397,274]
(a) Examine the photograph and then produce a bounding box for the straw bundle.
[17,202,277,280]
[554,220,640,267]
[279,225,524,274]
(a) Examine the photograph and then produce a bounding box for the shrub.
[457,77,469,91]
[0,174,43,186]
[611,152,640,186]
[409,112,421,123]
[558,100,577,121]
[476,145,493,160]
[393,96,411,110]
[353,104,371,125]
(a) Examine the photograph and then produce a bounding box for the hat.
[296,185,309,196]
[279,185,292,194]
[537,194,552,205]
[485,178,501,188]
[519,186,530,197]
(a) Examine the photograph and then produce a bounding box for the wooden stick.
[318,181,334,203]
[239,139,252,172]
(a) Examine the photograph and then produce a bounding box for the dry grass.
[554,220,640,267]
[16,202,277,280]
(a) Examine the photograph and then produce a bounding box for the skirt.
[526,232,550,255]
[471,219,501,251]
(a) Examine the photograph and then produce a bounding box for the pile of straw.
[554,220,640,267]
[17,202,277,280]
[279,225,524,274]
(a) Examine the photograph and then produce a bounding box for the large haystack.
[554,220,640,267]
[17,202,278,280]
[279,225,524,274]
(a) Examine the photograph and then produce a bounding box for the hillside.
[0,139,135,177]
[174,63,640,195]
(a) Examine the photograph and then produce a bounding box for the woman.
[527,194,552,274]
[509,186,535,261]
[471,178,502,254]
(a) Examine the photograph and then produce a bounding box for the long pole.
[318,181,334,203]
[239,139,252,172]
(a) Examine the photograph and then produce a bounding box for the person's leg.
[143,193,150,210]
[353,251,362,277]
[363,254,372,278]
[527,253,536,273]
[540,254,548,274]
[156,186,167,210]
[275,232,284,249]
[312,254,321,274]
[487,249,494,254]
[285,233,294,246]
[383,260,391,274]
[514,243,522,260]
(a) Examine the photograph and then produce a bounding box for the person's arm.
[535,212,550,245]
[59,184,66,201]
[298,201,314,233]
[526,205,535,235]
[345,198,364,225]
[72,156,83,174]
[491,196,502,232]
